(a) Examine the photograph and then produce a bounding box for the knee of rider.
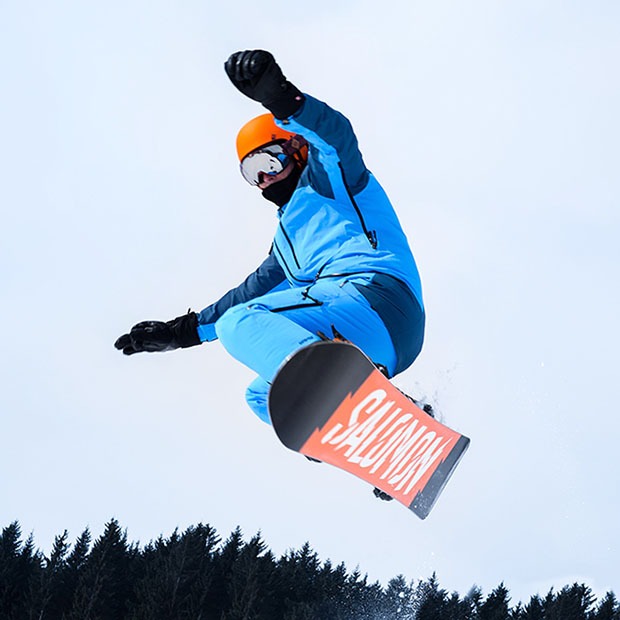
[215,304,249,343]
[215,303,266,346]
[214,310,232,346]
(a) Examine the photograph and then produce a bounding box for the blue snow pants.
[215,274,422,424]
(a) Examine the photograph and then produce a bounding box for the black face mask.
[261,164,303,207]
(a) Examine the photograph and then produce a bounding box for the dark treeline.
[1,520,618,620]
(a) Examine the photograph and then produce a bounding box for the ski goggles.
[240,143,290,186]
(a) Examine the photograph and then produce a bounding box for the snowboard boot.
[373,487,394,502]
[400,393,435,419]
[317,325,349,343]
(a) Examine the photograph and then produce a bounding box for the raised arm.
[225,49,369,195]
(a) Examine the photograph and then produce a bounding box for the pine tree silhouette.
[543,583,595,620]
[515,593,544,620]
[415,573,449,620]
[593,591,620,620]
[225,532,274,620]
[133,523,219,619]
[381,574,415,619]
[478,582,511,620]
[1,520,617,620]
[33,529,71,619]
[68,519,136,619]
[0,522,42,619]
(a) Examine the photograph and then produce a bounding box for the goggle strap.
[282,135,308,157]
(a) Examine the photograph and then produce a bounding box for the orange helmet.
[236,113,307,162]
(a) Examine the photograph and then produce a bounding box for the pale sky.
[1,0,619,605]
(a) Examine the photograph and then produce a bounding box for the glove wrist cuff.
[169,312,201,348]
[264,84,305,119]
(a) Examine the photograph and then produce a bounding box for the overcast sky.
[1,0,619,605]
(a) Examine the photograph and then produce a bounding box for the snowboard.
[268,341,470,519]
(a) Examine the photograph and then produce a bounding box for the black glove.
[224,50,304,119]
[115,311,201,356]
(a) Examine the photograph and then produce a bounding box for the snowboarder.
[115,50,426,427]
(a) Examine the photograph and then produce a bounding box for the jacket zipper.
[270,300,323,313]
[338,163,378,249]
[273,239,313,285]
[278,221,301,269]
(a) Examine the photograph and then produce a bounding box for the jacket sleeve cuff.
[197,322,217,343]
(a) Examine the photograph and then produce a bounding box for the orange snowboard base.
[268,341,470,519]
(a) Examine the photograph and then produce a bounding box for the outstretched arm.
[115,254,286,355]
[196,252,286,342]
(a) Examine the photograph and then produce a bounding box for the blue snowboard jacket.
[197,94,424,373]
